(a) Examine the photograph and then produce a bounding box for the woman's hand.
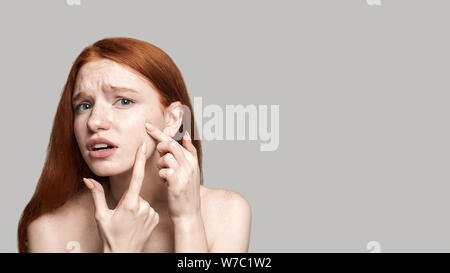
[82,142,159,253]
[145,122,202,222]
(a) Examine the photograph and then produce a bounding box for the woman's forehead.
[74,59,152,95]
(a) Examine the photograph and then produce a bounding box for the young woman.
[17,37,251,253]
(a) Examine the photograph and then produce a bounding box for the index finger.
[122,142,147,204]
[145,122,173,143]
[83,178,109,215]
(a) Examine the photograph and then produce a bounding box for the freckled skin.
[73,58,191,222]
[73,58,165,178]
[26,58,251,253]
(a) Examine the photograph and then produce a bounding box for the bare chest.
[72,209,214,253]
[67,187,217,253]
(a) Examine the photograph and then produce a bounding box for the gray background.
[0,0,449,252]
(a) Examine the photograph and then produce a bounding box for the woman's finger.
[144,209,159,229]
[156,140,187,165]
[157,153,179,169]
[145,122,173,143]
[83,178,109,216]
[158,168,175,182]
[121,142,147,205]
[146,122,189,164]
[138,199,151,219]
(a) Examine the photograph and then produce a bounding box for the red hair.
[17,37,203,253]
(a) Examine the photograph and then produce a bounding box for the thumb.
[83,178,109,215]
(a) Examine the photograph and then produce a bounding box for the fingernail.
[145,122,154,131]
[83,178,94,189]
[141,142,147,154]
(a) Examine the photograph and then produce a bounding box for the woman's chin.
[90,165,129,177]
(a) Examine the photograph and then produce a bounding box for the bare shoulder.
[200,185,252,252]
[201,185,251,213]
[27,189,97,253]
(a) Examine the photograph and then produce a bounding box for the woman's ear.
[163,101,184,138]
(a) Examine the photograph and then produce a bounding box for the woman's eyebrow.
[72,91,90,104]
[109,85,139,94]
[72,86,139,103]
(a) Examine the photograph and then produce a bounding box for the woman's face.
[72,58,168,177]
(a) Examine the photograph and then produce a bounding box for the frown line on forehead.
[72,85,139,103]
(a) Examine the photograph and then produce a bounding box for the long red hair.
[17,37,203,253]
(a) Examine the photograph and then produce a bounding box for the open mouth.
[91,144,116,151]
[86,138,118,157]
[88,143,118,159]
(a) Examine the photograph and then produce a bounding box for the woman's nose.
[87,104,112,132]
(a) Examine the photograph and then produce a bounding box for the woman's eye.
[75,103,91,111]
[74,99,133,113]
[117,98,133,106]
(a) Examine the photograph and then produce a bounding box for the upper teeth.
[93,143,109,149]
